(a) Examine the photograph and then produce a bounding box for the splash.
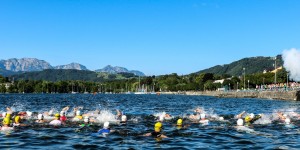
[95,109,118,123]
[282,48,300,81]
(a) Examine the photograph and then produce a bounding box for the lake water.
[0,94,299,149]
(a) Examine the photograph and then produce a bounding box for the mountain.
[95,65,145,76]
[10,69,137,82]
[54,63,88,70]
[0,58,53,72]
[196,55,283,76]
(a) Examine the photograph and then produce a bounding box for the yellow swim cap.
[245,116,252,123]
[177,119,183,126]
[3,117,11,125]
[55,113,60,117]
[154,122,162,132]
[5,113,11,119]
[15,116,20,123]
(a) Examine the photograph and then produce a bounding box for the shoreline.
[160,90,300,101]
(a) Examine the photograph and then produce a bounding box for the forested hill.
[10,69,137,82]
[196,55,283,76]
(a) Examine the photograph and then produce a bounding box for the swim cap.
[177,119,183,126]
[76,110,81,116]
[237,119,244,126]
[104,121,110,128]
[285,118,291,125]
[15,116,20,123]
[3,117,10,125]
[283,114,287,117]
[249,113,254,119]
[38,114,44,120]
[154,122,162,132]
[158,115,164,122]
[55,113,60,118]
[245,116,251,122]
[60,111,66,116]
[26,111,32,117]
[48,110,53,116]
[121,115,127,122]
[200,113,206,119]
[84,116,89,123]
[6,113,11,119]
[2,112,6,118]
[219,117,224,121]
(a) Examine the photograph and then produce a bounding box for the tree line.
[0,68,291,93]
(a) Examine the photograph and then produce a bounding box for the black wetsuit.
[151,131,162,138]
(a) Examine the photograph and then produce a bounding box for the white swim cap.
[2,112,6,118]
[38,114,44,120]
[84,116,89,123]
[121,115,127,122]
[200,113,206,119]
[285,118,291,125]
[159,115,164,122]
[48,110,53,116]
[219,117,224,121]
[26,111,32,117]
[104,121,110,128]
[76,110,81,116]
[283,114,287,117]
[237,119,244,126]
[249,113,254,119]
[60,111,65,116]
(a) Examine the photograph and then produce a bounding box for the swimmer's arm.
[236,111,246,119]
[143,133,151,136]
[160,134,168,138]
[62,106,69,112]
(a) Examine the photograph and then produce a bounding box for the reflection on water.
[0,94,299,149]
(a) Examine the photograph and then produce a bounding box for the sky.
[0,0,299,75]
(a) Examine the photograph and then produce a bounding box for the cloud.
[282,48,300,81]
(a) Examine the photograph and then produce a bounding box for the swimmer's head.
[84,116,89,123]
[60,111,66,116]
[158,115,164,122]
[219,117,224,121]
[154,122,162,132]
[249,113,254,119]
[237,119,244,126]
[103,121,110,129]
[2,112,7,118]
[38,114,44,120]
[54,113,60,119]
[285,118,291,125]
[121,115,127,122]
[200,113,206,119]
[177,119,183,126]
[76,110,81,116]
[3,117,10,125]
[26,111,32,117]
[15,116,20,123]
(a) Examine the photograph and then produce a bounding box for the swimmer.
[116,109,122,119]
[120,115,127,125]
[73,110,83,121]
[60,111,67,122]
[175,118,188,129]
[244,113,262,126]
[144,121,168,138]
[277,112,288,121]
[1,113,13,131]
[199,113,209,124]
[284,118,296,128]
[98,121,112,136]
[49,113,62,126]
[36,114,45,123]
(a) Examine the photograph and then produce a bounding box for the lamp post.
[243,68,246,90]
[274,57,277,85]
[287,73,289,90]
[229,83,231,91]
[248,80,250,90]
[237,82,239,90]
